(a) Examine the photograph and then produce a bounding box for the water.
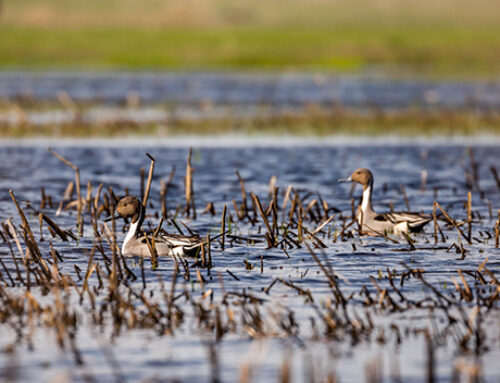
[0,141,499,382]
[3,71,500,126]
[2,71,500,109]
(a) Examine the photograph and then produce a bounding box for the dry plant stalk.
[142,153,156,208]
[251,192,276,246]
[467,191,472,242]
[400,184,410,210]
[495,210,500,248]
[184,148,196,219]
[144,234,159,269]
[235,170,248,218]
[221,204,227,250]
[434,201,471,245]
[490,166,500,191]
[40,213,68,241]
[48,148,83,236]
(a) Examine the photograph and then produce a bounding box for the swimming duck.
[111,196,205,257]
[338,168,431,235]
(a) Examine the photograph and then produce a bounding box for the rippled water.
[3,72,500,127]
[2,71,500,109]
[0,140,499,382]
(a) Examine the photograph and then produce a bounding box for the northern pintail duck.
[338,168,431,235]
[111,196,205,257]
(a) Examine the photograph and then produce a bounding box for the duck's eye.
[123,203,128,207]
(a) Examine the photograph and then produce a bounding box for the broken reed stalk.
[48,148,83,236]
[38,213,44,242]
[288,192,298,223]
[139,153,159,269]
[268,175,277,198]
[306,243,346,306]
[206,233,212,270]
[221,205,227,250]
[140,167,145,201]
[144,234,159,269]
[153,218,164,237]
[312,214,335,235]
[350,198,356,222]
[6,218,25,262]
[271,187,279,237]
[102,218,124,286]
[9,190,42,262]
[57,183,74,216]
[160,181,167,219]
[184,148,196,219]
[40,213,68,241]
[40,187,46,209]
[433,202,438,244]
[434,201,471,244]
[490,166,500,192]
[457,269,473,301]
[432,201,446,243]
[402,232,416,251]
[235,170,248,218]
[94,183,103,211]
[84,181,93,215]
[467,191,472,242]
[90,184,104,238]
[251,192,276,246]
[142,153,155,208]
[495,210,500,248]
[81,246,97,296]
[281,185,293,222]
[298,203,303,242]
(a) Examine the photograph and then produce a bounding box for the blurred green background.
[2,0,500,77]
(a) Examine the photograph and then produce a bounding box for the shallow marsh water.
[2,72,500,128]
[2,72,500,109]
[0,140,499,382]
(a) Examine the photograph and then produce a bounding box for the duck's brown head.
[338,168,373,189]
[116,196,142,223]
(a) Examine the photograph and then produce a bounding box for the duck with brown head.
[339,168,431,235]
[112,196,205,257]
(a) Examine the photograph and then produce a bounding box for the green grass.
[2,25,500,76]
[1,0,500,77]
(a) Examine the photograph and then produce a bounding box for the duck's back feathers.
[158,233,201,247]
[134,233,203,257]
[377,212,432,232]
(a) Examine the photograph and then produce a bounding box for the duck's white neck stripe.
[122,220,139,255]
[361,185,372,213]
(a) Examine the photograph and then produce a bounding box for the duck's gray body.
[340,169,431,235]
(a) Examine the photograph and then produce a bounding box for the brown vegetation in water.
[1,102,500,137]
[0,148,498,381]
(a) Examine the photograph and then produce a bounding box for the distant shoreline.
[3,134,500,147]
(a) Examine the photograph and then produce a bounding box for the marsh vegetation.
[0,144,498,381]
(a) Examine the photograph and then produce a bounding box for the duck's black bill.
[104,215,121,222]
